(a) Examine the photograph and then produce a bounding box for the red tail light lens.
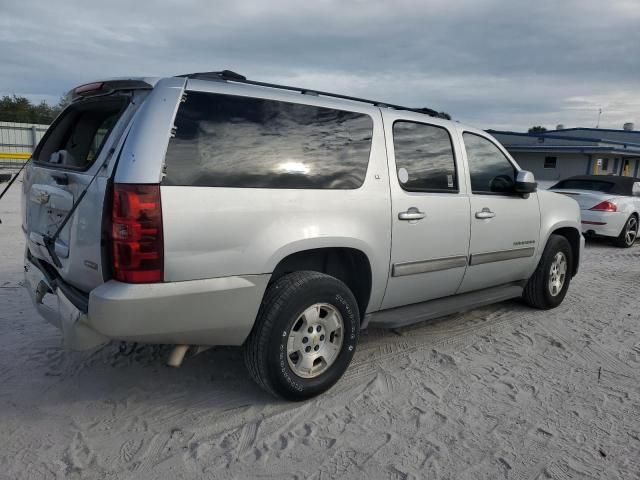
[589,200,617,212]
[111,184,163,283]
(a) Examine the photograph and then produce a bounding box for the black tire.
[244,271,359,401]
[612,214,638,248]
[523,234,573,309]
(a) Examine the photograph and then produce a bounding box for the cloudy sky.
[1,0,638,131]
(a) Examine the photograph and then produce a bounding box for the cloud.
[0,0,638,130]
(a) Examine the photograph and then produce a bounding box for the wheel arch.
[268,247,373,320]
[547,226,581,277]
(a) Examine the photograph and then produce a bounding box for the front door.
[381,115,471,310]
[457,130,541,293]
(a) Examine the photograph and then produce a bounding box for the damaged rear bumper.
[24,255,109,350]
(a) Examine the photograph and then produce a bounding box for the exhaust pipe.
[167,344,189,368]
[167,345,212,367]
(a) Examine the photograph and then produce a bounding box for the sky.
[1,0,638,131]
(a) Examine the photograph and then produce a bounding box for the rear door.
[456,129,541,293]
[23,93,136,292]
[381,114,471,310]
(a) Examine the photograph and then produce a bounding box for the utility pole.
[596,108,602,128]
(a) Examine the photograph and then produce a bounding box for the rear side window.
[393,121,457,192]
[163,91,374,189]
[34,97,127,170]
[552,179,614,192]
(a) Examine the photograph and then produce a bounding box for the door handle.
[475,208,496,219]
[398,208,426,221]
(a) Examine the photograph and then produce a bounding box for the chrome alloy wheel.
[548,252,567,297]
[287,303,344,379]
[625,216,638,246]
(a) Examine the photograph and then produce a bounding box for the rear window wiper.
[43,147,115,267]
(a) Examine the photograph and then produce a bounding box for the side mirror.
[515,170,537,194]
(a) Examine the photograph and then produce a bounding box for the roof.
[177,70,441,117]
[489,129,640,156]
[547,127,640,135]
[551,175,640,195]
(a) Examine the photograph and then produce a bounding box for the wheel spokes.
[286,303,345,379]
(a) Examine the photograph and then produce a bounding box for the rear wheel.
[244,271,359,400]
[523,234,573,309]
[612,214,638,248]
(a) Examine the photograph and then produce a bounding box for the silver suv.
[22,71,584,400]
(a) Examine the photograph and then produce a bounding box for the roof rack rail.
[177,70,439,117]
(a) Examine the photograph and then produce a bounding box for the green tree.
[528,126,547,134]
[437,111,451,120]
[0,95,61,124]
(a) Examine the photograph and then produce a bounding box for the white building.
[490,126,640,187]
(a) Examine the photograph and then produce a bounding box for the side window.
[163,91,374,189]
[463,132,516,194]
[633,182,640,197]
[392,121,457,192]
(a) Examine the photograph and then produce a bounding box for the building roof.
[488,128,640,156]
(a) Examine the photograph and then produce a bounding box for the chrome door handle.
[475,208,496,219]
[398,208,426,221]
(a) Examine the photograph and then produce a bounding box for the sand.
[1,181,639,479]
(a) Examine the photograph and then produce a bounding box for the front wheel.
[523,234,573,309]
[244,271,359,400]
[612,215,638,248]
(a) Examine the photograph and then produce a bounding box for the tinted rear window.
[552,179,615,192]
[162,91,373,189]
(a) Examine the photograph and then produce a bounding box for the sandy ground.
[1,182,639,480]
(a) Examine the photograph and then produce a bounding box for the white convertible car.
[551,175,640,248]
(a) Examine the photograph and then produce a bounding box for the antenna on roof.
[177,70,439,117]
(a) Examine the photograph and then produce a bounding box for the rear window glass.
[162,91,373,189]
[552,179,614,192]
[34,97,127,170]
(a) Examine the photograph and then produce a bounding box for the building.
[490,125,640,187]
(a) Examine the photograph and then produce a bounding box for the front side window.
[463,132,516,194]
[163,91,373,189]
[392,121,457,192]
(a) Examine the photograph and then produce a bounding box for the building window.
[544,156,557,169]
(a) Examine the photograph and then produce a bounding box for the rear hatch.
[22,81,152,293]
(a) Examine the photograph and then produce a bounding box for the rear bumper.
[580,210,626,238]
[25,255,270,350]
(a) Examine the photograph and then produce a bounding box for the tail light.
[589,200,617,212]
[111,184,163,283]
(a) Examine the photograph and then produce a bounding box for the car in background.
[550,175,640,248]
